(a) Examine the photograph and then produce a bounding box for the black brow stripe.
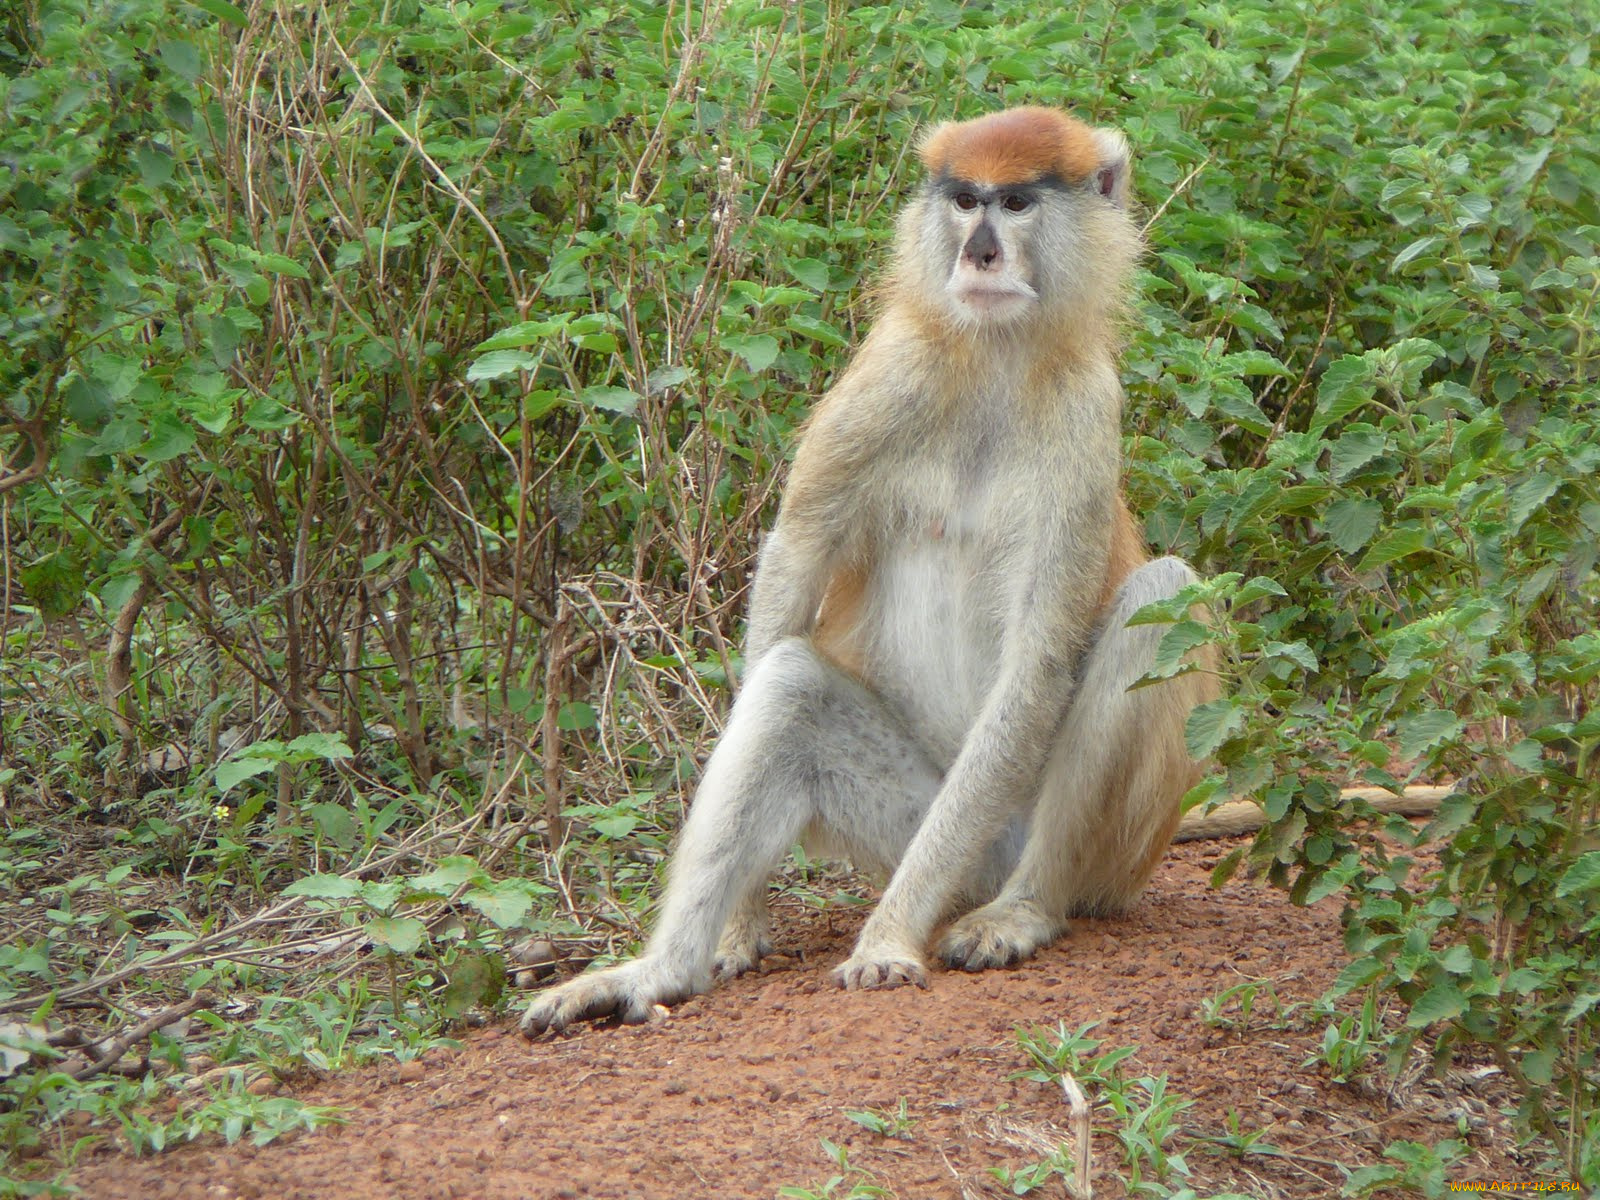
[930,171,1074,201]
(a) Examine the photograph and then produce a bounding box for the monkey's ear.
[1089,127,1132,207]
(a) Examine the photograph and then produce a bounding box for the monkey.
[522,106,1219,1035]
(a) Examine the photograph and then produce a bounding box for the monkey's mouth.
[949,281,1038,317]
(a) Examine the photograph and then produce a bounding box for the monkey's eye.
[954,192,980,211]
[1002,194,1032,213]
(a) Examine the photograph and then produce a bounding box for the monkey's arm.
[742,523,836,665]
[742,375,893,665]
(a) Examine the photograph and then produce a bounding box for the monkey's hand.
[519,957,698,1036]
[937,897,1062,971]
[831,941,929,991]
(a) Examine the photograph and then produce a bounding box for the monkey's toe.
[712,937,772,982]
[712,925,773,981]
[938,899,1061,972]
[519,980,614,1036]
[519,960,697,1036]
[831,949,929,991]
[938,929,1028,971]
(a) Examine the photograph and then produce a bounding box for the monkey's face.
[903,174,1135,333]
[937,181,1046,323]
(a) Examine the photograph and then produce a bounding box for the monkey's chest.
[862,512,1013,765]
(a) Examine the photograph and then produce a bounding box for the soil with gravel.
[65,838,1535,1200]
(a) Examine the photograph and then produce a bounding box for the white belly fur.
[861,537,1005,768]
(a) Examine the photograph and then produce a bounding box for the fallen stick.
[68,992,213,1082]
[1174,784,1452,843]
[1058,1069,1093,1200]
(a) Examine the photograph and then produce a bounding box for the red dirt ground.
[64,840,1539,1199]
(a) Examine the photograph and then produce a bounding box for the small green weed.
[1108,1074,1195,1191]
[1340,1138,1469,1199]
[777,1138,891,1199]
[1306,989,1384,1085]
[1198,977,1305,1036]
[844,1099,916,1140]
[989,1146,1076,1195]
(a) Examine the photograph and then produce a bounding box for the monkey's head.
[898,107,1139,333]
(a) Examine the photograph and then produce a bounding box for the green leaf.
[1329,427,1388,481]
[1354,525,1428,573]
[1312,355,1376,430]
[1220,350,1290,377]
[577,386,639,414]
[1185,699,1245,759]
[1233,576,1287,605]
[1306,33,1368,67]
[557,701,596,730]
[284,733,353,762]
[21,554,85,618]
[463,882,534,928]
[474,319,565,351]
[188,0,248,25]
[256,252,310,280]
[438,953,505,1018]
[1556,852,1600,898]
[216,757,275,793]
[787,258,833,291]
[1150,619,1211,677]
[360,881,405,912]
[1508,474,1560,531]
[1264,640,1318,672]
[646,365,691,394]
[140,415,197,463]
[1323,498,1382,554]
[1330,956,1385,996]
[1396,710,1463,759]
[160,39,203,82]
[592,813,640,839]
[786,314,847,348]
[1209,845,1246,888]
[136,146,174,188]
[1438,944,1474,974]
[466,350,539,381]
[309,803,358,850]
[283,874,363,900]
[722,334,780,373]
[409,857,486,895]
[367,916,427,954]
[1391,234,1443,271]
[1566,992,1600,1023]
[1406,980,1467,1027]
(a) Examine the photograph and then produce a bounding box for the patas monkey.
[522,106,1216,1034]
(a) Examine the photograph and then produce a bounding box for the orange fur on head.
[918,107,1100,187]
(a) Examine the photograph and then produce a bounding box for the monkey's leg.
[521,637,943,1033]
[939,557,1208,971]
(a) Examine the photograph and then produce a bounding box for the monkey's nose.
[961,223,1001,271]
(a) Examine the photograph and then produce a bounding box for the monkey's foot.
[713,902,774,979]
[519,958,700,1036]
[831,944,928,991]
[938,898,1062,971]
[712,926,773,982]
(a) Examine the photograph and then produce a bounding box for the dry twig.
[68,992,214,1082]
